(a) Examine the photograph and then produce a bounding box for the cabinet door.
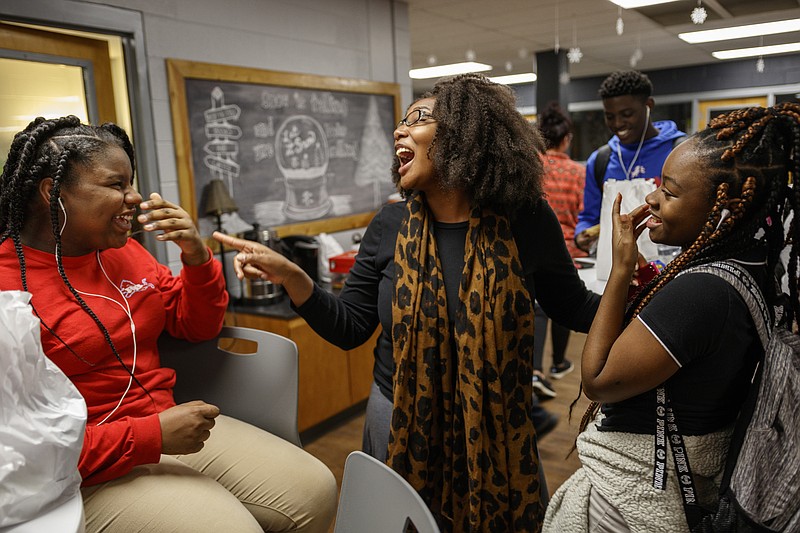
[289,320,352,431]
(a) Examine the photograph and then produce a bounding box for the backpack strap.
[679,261,771,347]
[594,135,686,191]
[593,144,612,191]
[656,260,772,529]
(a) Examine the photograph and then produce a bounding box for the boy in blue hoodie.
[575,70,685,253]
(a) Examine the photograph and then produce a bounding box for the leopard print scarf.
[387,193,543,532]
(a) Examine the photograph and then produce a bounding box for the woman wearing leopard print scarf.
[215,74,600,532]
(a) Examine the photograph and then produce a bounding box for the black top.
[600,261,765,435]
[296,199,600,401]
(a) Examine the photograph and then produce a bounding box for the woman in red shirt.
[0,116,336,532]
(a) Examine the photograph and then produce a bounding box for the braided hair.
[391,73,545,215]
[576,101,800,434]
[0,116,149,397]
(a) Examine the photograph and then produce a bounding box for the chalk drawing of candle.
[275,115,332,221]
[203,87,242,194]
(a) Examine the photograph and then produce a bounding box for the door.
[697,96,767,130]
[0,21,117,167]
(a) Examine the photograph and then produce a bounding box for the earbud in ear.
[715,208,730,232]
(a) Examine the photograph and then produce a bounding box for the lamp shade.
[199,179,238,217]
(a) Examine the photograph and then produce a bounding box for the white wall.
[2,0,411,270]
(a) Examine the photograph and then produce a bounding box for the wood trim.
[0,22,116,124]
[697,96,767,130]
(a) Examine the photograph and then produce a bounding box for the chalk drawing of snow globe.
[275,115,331,221]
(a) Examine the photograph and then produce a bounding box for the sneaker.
[549,360,574,380]
[532,374,557,399]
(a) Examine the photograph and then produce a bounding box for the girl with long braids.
[545,102,800,532]
[0,116,336,532]
[215,73,600,532]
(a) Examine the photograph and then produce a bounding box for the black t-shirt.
[600,268,763,435]
[296,198,600,401]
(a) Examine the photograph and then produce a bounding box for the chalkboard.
[167,59,401,236]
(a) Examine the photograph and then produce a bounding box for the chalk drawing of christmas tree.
[354,96,393,205]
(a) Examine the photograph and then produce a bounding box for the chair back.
[334,451,440,533]
[158,326,302,447]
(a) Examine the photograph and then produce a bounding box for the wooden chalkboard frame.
[166,58,401,236]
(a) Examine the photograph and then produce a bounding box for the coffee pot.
[239,226,284,305]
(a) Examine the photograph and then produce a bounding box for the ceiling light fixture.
[712,42,800,60]
[409,62,493,79]
[489,73,537,85]
[607,0,680,8]
[680,18,800,44]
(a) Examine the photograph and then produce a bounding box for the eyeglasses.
[396,109,436,129]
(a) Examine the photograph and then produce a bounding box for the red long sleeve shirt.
[0,239,227,486]
[540,151,588,259]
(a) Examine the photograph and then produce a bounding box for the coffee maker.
[239,226,284,305]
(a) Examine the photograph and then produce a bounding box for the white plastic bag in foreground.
[0,290,87,527]
[596,179,659,281]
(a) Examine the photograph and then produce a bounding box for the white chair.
[334,451,440,533]
[0,492,85,533]
[158,325,302,447]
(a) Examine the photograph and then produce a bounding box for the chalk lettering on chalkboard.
[203,87,242,194]
[183,76,397,231]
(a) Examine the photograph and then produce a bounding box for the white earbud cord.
[615,105,650,181]
[58,197,67,236]
[72,251,138,426]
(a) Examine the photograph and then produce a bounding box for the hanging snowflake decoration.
[756,57,765,73]
[691,1,707,25]
[559,71,571,85]
[630,47,643,68]
[567,19,582,64]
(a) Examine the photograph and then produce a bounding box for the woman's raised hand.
[212,232,314,305]
[611,194,650,276]
[138,192,208,265]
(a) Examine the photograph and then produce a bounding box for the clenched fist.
[158,400,220,455]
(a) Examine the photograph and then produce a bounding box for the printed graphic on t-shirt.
[630,164,646,179]
[120,278,156,299]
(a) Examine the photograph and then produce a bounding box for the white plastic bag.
[0,291,87,527]
[596,178,659,281]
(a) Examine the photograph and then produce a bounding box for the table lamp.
[199,178,238,291]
